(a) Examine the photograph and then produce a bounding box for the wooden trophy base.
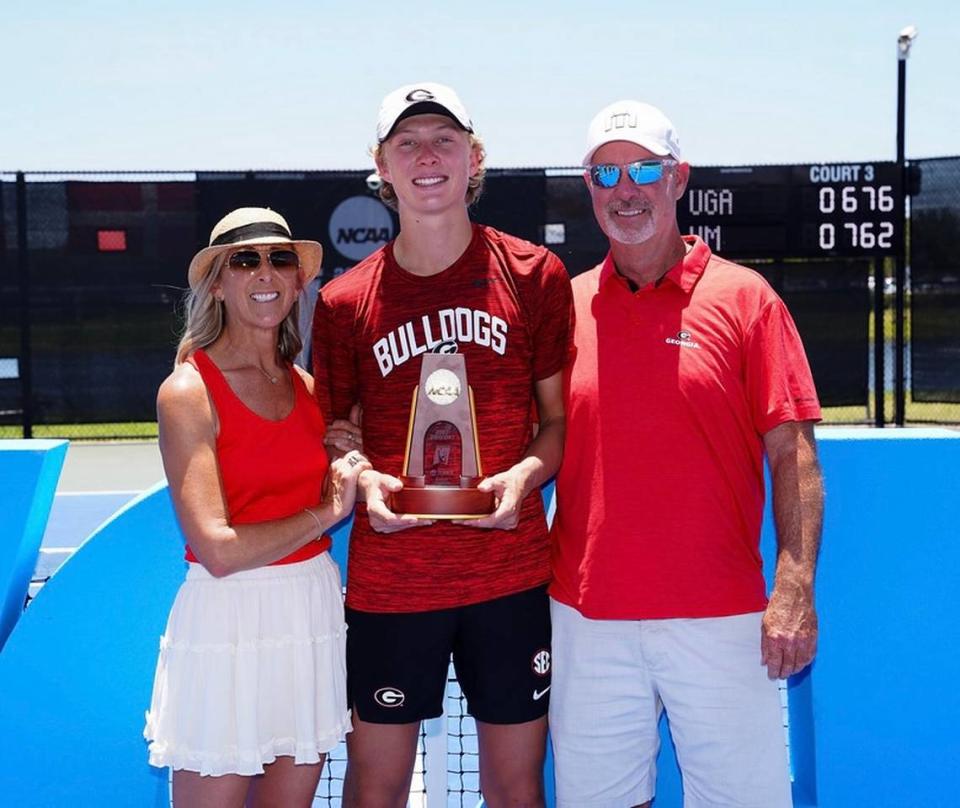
[390,479,496,520]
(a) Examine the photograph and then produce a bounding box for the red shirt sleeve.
[743,296,823,435]
[527,252,574,381]
[311,288,358,423]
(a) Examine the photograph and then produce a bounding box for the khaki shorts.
[549,600,792,808]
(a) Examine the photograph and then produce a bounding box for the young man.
[312,83,572,808]
[549,100,824,808]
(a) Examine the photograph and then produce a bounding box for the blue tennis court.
[28,475,485,807]
[34,491,139,581]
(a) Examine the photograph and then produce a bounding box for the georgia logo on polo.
[664,329,701,349]
[374,687,406,707]
[531,649,551,676]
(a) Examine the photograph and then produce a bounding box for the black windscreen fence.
[749,260,871,408]
[1,180,194,426]
[544,174,608,277]
[910,157,960,406]
[2,159,958,436]
[469,169,546,247]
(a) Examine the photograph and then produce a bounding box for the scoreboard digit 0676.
[677,162,903,259]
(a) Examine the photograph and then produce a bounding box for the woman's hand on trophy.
[323,450,372,524]
[455,469,525,530]
[360,469,435,533]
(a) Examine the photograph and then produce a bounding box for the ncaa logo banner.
[328,196,395,262]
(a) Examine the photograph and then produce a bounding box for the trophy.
[388,351,496,519]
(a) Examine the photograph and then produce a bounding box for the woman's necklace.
[228,346,280,384]
[255,365,279,385]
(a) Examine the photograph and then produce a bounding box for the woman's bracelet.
[303,507,324,537]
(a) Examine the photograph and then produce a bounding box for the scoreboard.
[677,162,903,259]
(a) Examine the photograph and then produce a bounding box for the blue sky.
[1,0,956,172]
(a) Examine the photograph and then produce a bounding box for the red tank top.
[183,349,330,565]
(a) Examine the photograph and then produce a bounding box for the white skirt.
[144,552,351,776]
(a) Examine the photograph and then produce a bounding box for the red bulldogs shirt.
[313,225,572,612]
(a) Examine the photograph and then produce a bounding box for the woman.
[144,207,368,807]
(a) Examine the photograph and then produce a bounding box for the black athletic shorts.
[345,584,552,724]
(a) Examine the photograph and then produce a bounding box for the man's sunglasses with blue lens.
[227,248,300,271]
[588,159,677,189]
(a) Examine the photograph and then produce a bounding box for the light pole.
[894,25,917,426]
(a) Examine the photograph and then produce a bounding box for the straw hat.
[187,207,322,290]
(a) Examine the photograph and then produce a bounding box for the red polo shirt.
[550,237,821,619]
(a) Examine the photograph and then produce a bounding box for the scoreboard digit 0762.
[677,162,903,259]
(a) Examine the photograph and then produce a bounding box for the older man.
[548,100,824,808]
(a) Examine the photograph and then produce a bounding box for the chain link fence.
[909,157,960,422]
[2,161,959,437]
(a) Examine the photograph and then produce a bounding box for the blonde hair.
[372,133,487,212]
[174,253,303,366]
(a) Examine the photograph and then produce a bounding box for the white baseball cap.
[583,100,682,165]
[377,82,474,143]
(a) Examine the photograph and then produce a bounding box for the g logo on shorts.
[374,687,406,708]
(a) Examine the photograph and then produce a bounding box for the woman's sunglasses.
[227,248,300,271]
[588,159,677,189]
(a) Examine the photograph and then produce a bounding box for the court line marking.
[56,490,143,497]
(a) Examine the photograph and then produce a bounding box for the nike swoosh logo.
[533,686,551,701]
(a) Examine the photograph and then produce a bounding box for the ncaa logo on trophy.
[388,344,495,519]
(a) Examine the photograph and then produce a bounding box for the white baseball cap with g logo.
[377,82,474,143]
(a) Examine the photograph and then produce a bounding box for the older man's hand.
[761,586,818,679]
